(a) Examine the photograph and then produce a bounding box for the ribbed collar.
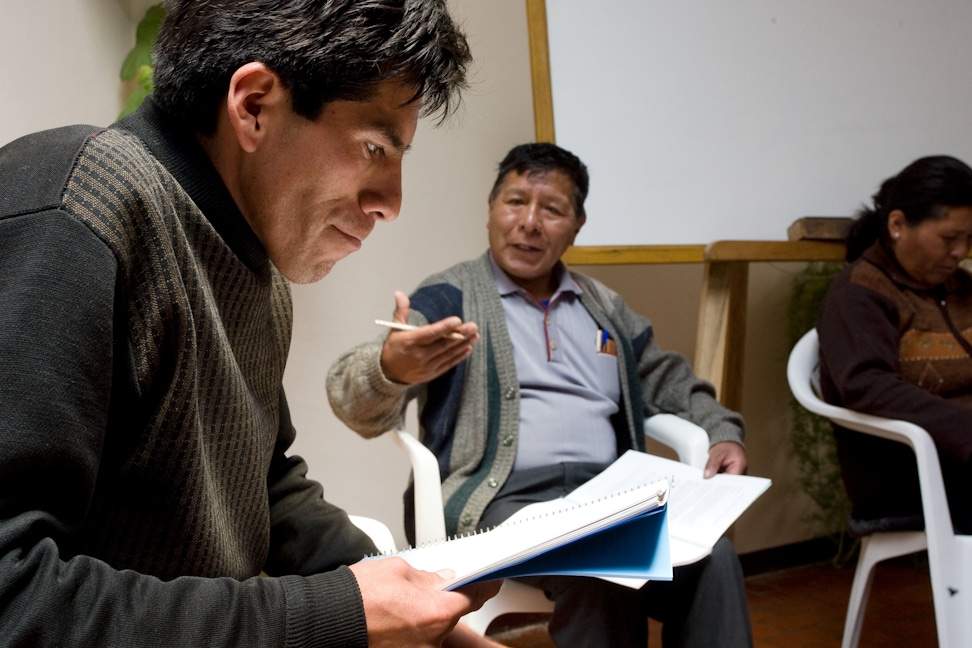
[113,97,268,272]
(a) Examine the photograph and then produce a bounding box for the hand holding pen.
[378,290,480,385]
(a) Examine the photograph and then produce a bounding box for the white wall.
[0,0,140,146]
[546,0,972,246]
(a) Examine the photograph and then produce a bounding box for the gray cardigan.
[328,253,744,537]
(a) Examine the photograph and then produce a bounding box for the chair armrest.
[390,428,447,545]
[348,515,397,554]
[643,414,709,469]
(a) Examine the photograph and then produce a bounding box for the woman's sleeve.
[817,278,972,462]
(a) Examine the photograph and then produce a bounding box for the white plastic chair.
[348,514,398,554]
[787,328,972,648]
[389,413,710,636]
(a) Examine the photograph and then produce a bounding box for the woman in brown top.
[817,155,972,534]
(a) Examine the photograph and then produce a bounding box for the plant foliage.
[118,4,165,119]
[786,261,856,564]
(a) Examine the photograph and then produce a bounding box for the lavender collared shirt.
[489,254,621,472]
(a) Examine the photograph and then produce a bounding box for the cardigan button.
[502,434,515,446]
[487,478,499,488]
[504,387,517,400]
[461,514,473,527]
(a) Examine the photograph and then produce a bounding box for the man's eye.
[366,142,385,157]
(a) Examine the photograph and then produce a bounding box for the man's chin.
[274,258,339,284]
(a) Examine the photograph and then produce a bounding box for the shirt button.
[504,387,517,400]
[550,340,559,350]
[545,315,552,325]
[461,514,473,527]
[487,478,499,488]
[502,434,515,446]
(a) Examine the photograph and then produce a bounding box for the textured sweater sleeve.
[637,332,746,446]
[817,275,972,462]
[0,211,368,648]
[326,337,419,438]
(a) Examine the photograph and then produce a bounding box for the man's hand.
[703,441,747,478]
[380,291,480,385]
[349,557,501,648]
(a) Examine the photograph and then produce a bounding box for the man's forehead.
[500,169,575,197]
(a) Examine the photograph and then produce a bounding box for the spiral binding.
[365,477,670,559]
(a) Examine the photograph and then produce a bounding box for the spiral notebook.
[364,449,770,590]
[366,473,674,591]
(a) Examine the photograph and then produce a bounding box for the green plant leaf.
[119,65,156,119]
[120,4,165,81]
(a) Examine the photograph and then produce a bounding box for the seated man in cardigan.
[327,142,753,648]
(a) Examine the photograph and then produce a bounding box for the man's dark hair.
[489,142,590,218]
[846,155,972,261]
[152,0,471,134]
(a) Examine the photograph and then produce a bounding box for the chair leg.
[841,531,927,648]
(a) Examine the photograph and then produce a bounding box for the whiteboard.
[544,0,972,245]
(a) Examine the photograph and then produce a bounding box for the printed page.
[507,451,771,567]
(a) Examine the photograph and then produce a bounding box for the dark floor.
[487,554,936,647]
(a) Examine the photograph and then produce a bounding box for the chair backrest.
[786,329,953,538]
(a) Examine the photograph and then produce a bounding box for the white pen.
[375,319,466,340]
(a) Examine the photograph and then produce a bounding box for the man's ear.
[225,62,286,153]
[571,213,587,241]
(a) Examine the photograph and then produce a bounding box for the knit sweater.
[327,253,744,538]
[0,99,372,647]
[817,240,972,527]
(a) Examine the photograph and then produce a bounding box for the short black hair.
[489,143,590,218]
[153,0,471,133]
[846,155,972,261]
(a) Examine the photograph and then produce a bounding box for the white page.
[509,451,771,567]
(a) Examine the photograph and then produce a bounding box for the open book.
[530,450,772,569]
[367,450,770,590]
[366,472,673,590]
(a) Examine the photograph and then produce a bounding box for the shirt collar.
[487,251,582,300]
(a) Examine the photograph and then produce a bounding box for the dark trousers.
[479,462,753,648]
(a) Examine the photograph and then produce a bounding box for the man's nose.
[519,203,541,231]
[361,165,403,222]
[954,237,972,260]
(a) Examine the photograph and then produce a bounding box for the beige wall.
[0,0,141,147]
[3,0,821,553]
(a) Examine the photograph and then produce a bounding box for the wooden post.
[525,0,556,143]
[694,262,749,411]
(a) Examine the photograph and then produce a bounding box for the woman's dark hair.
[489,143,590,218]
[846,155,972,261]
[153,0,471,134]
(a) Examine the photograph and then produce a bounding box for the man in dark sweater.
[0,2,500,646]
